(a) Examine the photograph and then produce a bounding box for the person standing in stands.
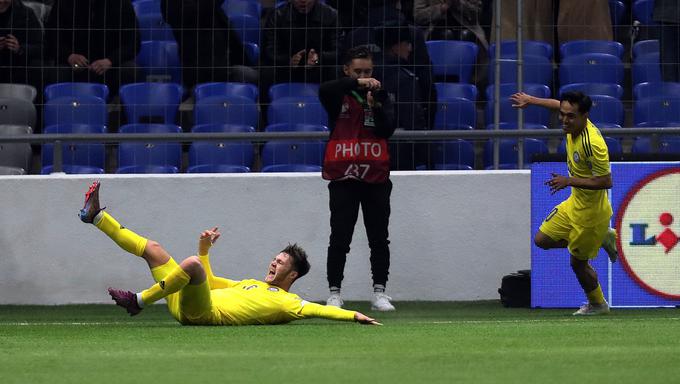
[44,0,141,96]
[319,46,397,312]
[0,0,43,85]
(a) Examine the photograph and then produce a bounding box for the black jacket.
[654,0,680,24]
[0,0,43,67]
[45,0,140,66]
[319,77,396,139]
[380,53,427,131]
[262,1,338,68]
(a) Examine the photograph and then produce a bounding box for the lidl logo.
[616,168,680,299]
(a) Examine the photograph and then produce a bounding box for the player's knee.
[181,255,203,273]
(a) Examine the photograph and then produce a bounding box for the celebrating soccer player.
[510,91,618,315]
[79,181,381,326]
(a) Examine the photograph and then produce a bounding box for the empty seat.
[560,40,624,59]
[632,137,680,153]
[633,40,659,59]
[230,13,260,45]
[431,139,475,170]
[136,41,182,83]
[426,40,479,83]
[41,124,106,174]
[488,54,553,86]
[119,83,183,124]
[261,164,322,172]
[588,95,624,127]
[634,97,680,127]
[0,83,37,102]
[632,53,662,85]
[44,96,106,126]
[117,124,182,173]
[433,97,476,129]
[489,40,553,59]
[269,83,320,100]
[188,124,255,173]
[434,83,477,101]
[194,82,259,102]
[222,0,262,18]
[633,0,656,25]
[609,0,625,26]
[267,96,328,126]
[244,42,259,64]
[633,82,680,100]
[559,53,624,86]
[485,83,551,128]
[44,83,110,102]
[558,82,623,99]
[0,97,36,128]
[0,125,32,173]
[194,95,259,127]
[261,121,326,171]
[484,138,548,169]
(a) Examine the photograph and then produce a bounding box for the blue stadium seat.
[244,42,259,64]
[44,95,107,126]
[433,97,476,129]
[42,165,105,174]
[188,124,255,173]
[44,83,109,102]
[261,141,325,171]
[194,95,259,127]
[632,137,680,154]
[269,83,320,100]
[488,54,553,86]
[261,164,323,172]
[558,83,623,99]
[560,40,624,59]
[117,124,182,173]
[633,40,659,59]
[41,124,106,174]
[119,82,183,124]
[633,0,656,25]
[431,139,475,170]
[222,0,262,18]
[229,13,260,45]
[133,0,174,42]
[485,83,551,128]
[633,82,680,100]
[426,40,479,83]
[632,53,662,85]
[434,83,477,101]
[634,97,680,127]
[558,136,622,154]
[559,53,624,86]
[194,82,259,102]
[489,40,553,59]
[609,0,625,26]
[265,123,328,132]
[589,95,624,127]
[132,0,160,16]
[484,138,548,169]
[267,96,328,126]
[136,41,182,83]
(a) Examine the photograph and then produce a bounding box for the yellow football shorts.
[539,200,610,260]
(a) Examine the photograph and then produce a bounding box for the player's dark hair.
[282,243,310,279]
[343,45,373,65]
[560,91,592,114]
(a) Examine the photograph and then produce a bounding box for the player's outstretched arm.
[197,227,238,289]
[354,312,382,326]
[298,302,381,325]
[510,92,560,110]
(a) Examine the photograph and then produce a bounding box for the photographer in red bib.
[319,45,397,311]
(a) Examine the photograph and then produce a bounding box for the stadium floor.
[1,301,680,383]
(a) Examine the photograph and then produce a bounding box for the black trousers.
[659,22,680,82]
[327,179,392,288]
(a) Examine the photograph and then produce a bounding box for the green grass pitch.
[2,301,680,384]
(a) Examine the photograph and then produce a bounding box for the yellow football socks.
[140,265,190,305]
[94,211,148,257]
[586,284,606,305]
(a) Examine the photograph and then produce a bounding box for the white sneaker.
[573,301,610,316]
[602,228,618,263]
[371,293,396,311]
[326,293,344,308]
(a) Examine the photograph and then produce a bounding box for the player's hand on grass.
[355,312,382,325]
[198,226,221,255]
[510,92,532,108]
[545,172,570,195]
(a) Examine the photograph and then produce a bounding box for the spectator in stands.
[654,0,680,82]
[0,0,43,85]
[378,25,428,169]
[44,0,141,96]
[413,0,488,48]
[161,0,257,90]
[319,46,397,312]
[261,0,339,92]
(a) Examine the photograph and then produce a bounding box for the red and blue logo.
[615,168,680,299]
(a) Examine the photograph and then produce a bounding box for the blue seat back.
[41,124,106,170]
[558,82,623,99]
[489,40,553,59]
[633,40,659,59]
[269,83,320,100]
[426,40,479,83]
[44,83,110,102]
[194,95,259,127]
[264,123,328,132]
[119,82,183,124]
[633,0,656,25]
[194,82,258,102]
[609,0,625,26]
[189,124,255,169]
[633,82,680,100]
[230,13,260,45]
[589,95,624,126]
[632,53,662,85]
[117,124,182,172]
[634,97,680,126]
[633,137,680,153]
[222,0,262,18]
[485,138,548,168]
[267,96,328,126]
[431,139,475,169]
[261,164,322,172]
[261,141,325,167]
[44,95,107,126]
[560,40,624,59]
[136,41,182,83]
[488,54,553,86]
[434,83,477,101]
[434,97,476,129]
[559,53,624,86]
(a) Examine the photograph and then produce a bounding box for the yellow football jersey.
[564,119,613,226]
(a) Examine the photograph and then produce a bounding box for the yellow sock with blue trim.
[586,284,605,305]
[140,265,190,305]
[93,211,147,257]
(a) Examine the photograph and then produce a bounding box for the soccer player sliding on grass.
[511,91,618,316]
[79,181,381,326]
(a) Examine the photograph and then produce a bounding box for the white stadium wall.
[0,171,531,304]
